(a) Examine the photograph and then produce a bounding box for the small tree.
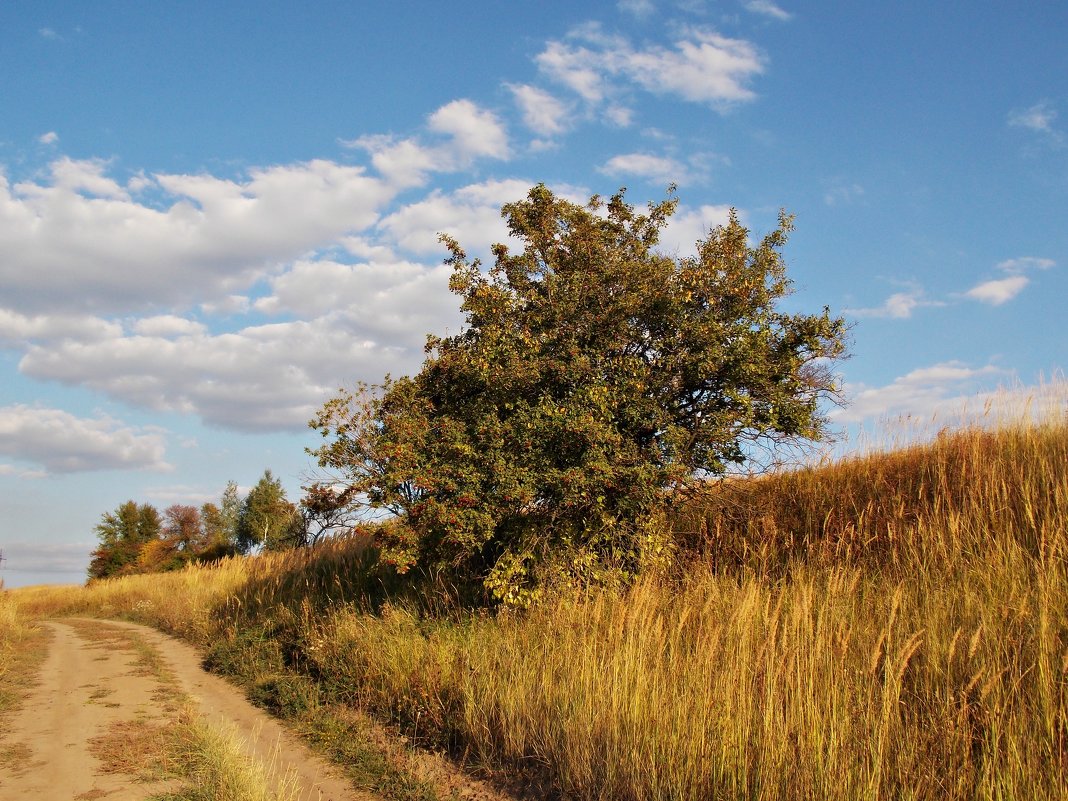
[88,501,161,580]
[311,185,846,603]
[294,482,360,548]
[162,504,204,551]
[236,470,299,553]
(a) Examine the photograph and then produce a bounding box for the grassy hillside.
[9,415,1068,800]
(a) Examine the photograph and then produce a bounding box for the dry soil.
[0,618,367,801]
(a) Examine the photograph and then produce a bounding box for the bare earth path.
[0,619,370,801]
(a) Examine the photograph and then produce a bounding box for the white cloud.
[1008,102,1059,135]
[964,275,1030,306]
[833,362,1005,425]
[18,317,427,432]
[537,25,765,110]
[604,105,635,127]
[0,158,395,315]
[0,309,122,348]
[995,256,1055,274]
[621,27,764,105]
[507,84,570,137]
[599,152,687,185]
[845,288,944,319]
[199,295,251,316]
[427,99,510,162]
[131,315,207,338]
[964,255,1054,305]
[341,135,435,188]
[376,179,535,256]
[743,1,792,21]
[0,405,172,473]
[38,131,59,145]
[659,203,734,256]
[346,99,510,187]
[537,38,610,104]
[38,27,60,40]
[254,258,462,345]
[50,156,130,199]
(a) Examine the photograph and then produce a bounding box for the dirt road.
[0,619,368,801]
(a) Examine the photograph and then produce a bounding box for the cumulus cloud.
[0,158,395,315]
[0,310,122,348]
[38,131,59,145]
[743,1,792,20]
[507,84,571,137]
[200,295,251,316]
[131,315,207,338]
[964,275,1030,306]
[536,24,765,110]
[603,105,635,127]
[833,362,1005,425]
[965,255,1054,305]
[10,178,594,434]
[375,179,536,256]
[600,152,686,185]
[17,317,432,432]
[537,38,609,104]
[428,99,510,161]
[658,203,733,256]
[845,287,945,319]
[254,259,463,345]
[0,405,172,473]
[346,99,510,187]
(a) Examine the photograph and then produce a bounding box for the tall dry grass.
[295,416,1068,799]
[0,583,31,690]
[10,411,1068,799]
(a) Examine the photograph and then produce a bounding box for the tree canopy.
[88,479,246,581]
[311,184,847,603]
[236,470,300,553]
[88,501,161,580]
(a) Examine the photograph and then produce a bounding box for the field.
[6,410,1068,800]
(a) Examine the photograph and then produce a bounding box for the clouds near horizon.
[0,405,171,474]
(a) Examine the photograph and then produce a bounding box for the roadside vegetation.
[0,582,48,723]
[9,411,1068,800]
[86,470,319,580]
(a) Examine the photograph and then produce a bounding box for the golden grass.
[162,710,299,801]
[10,411,1068,800]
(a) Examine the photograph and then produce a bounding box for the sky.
[1,1,1065,587]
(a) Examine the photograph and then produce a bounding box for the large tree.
[311,185,846,603]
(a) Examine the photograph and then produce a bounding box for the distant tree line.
[87,469,348,581]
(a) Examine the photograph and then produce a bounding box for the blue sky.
[2,1,1065,587]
